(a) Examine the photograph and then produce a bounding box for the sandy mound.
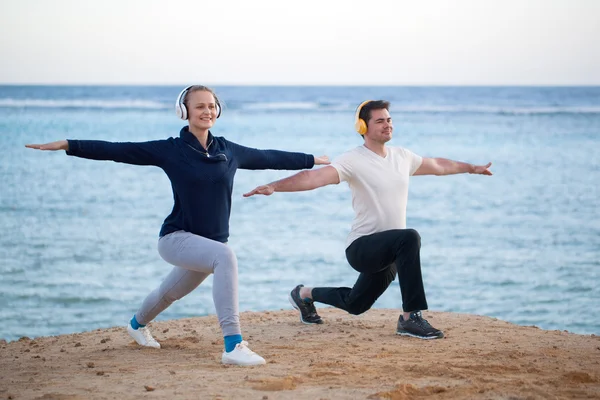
[1,309,599,399]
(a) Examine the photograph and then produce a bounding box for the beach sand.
[1,308,599,399]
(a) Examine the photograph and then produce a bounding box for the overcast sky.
[1,0,599,85]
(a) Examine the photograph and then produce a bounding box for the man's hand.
[243,184,275,197]
[314,155,330,165]
[471,162,493,175]
[25,140,69,151]
[243,166,339,198]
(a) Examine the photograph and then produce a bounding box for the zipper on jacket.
[205,138,213,157]
[184,139,227,162]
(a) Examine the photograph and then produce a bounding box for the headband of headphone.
[354,100,372,135]
[175,85,222,120]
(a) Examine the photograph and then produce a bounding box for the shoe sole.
[396,330,444,340]
[222,359,267,366]
[288,294,322,325]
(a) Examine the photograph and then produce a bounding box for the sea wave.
[0,98,168,110]
[2,98,600,115]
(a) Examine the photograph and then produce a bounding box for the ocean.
[1,85,598,341]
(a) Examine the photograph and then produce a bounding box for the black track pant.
[312,229,428,315]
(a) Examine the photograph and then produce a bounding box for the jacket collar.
[180,126,215,153]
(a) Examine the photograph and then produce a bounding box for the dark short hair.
[359,100,390,125]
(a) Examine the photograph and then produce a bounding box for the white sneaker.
[127,324,161,349]
[221,341,266,366]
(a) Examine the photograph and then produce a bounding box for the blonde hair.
[182,85,221,108]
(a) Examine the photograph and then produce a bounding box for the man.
[243,100,492,339]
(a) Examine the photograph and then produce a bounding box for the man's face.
[365,108,393,143]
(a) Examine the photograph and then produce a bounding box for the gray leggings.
[135,230,240,337]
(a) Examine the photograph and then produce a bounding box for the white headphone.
[175,85,222,120]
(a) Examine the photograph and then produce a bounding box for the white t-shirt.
[331,145,423,247]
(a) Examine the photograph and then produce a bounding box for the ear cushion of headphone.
[355,119,367,135]
[354,100,372,135]
[179,102,187,120]
[175,85,192,120]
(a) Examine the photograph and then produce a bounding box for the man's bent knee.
[404,228,421,247]
[346,302,373,315]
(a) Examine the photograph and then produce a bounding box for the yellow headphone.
[354,100,373,135]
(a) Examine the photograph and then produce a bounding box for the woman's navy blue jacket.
[66,126,314,242]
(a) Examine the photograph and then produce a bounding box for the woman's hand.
[25,140,69,151]
[314,155,330,165]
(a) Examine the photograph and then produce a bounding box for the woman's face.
[186,90,218,130]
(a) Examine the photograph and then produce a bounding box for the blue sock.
[130,315,145,330]
[224,334,243,352]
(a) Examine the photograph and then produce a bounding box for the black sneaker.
[396,311,444,339]
[289,285,323,324]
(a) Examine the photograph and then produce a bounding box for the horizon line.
[1,83,600,88]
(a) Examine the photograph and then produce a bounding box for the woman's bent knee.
[214,245,237,270]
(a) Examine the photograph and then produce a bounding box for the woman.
[26,85,329,366]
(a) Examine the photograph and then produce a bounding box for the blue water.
[1,85,599,341]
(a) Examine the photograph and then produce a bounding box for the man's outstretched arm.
[414,158,493,176]
[243,165,340,197]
